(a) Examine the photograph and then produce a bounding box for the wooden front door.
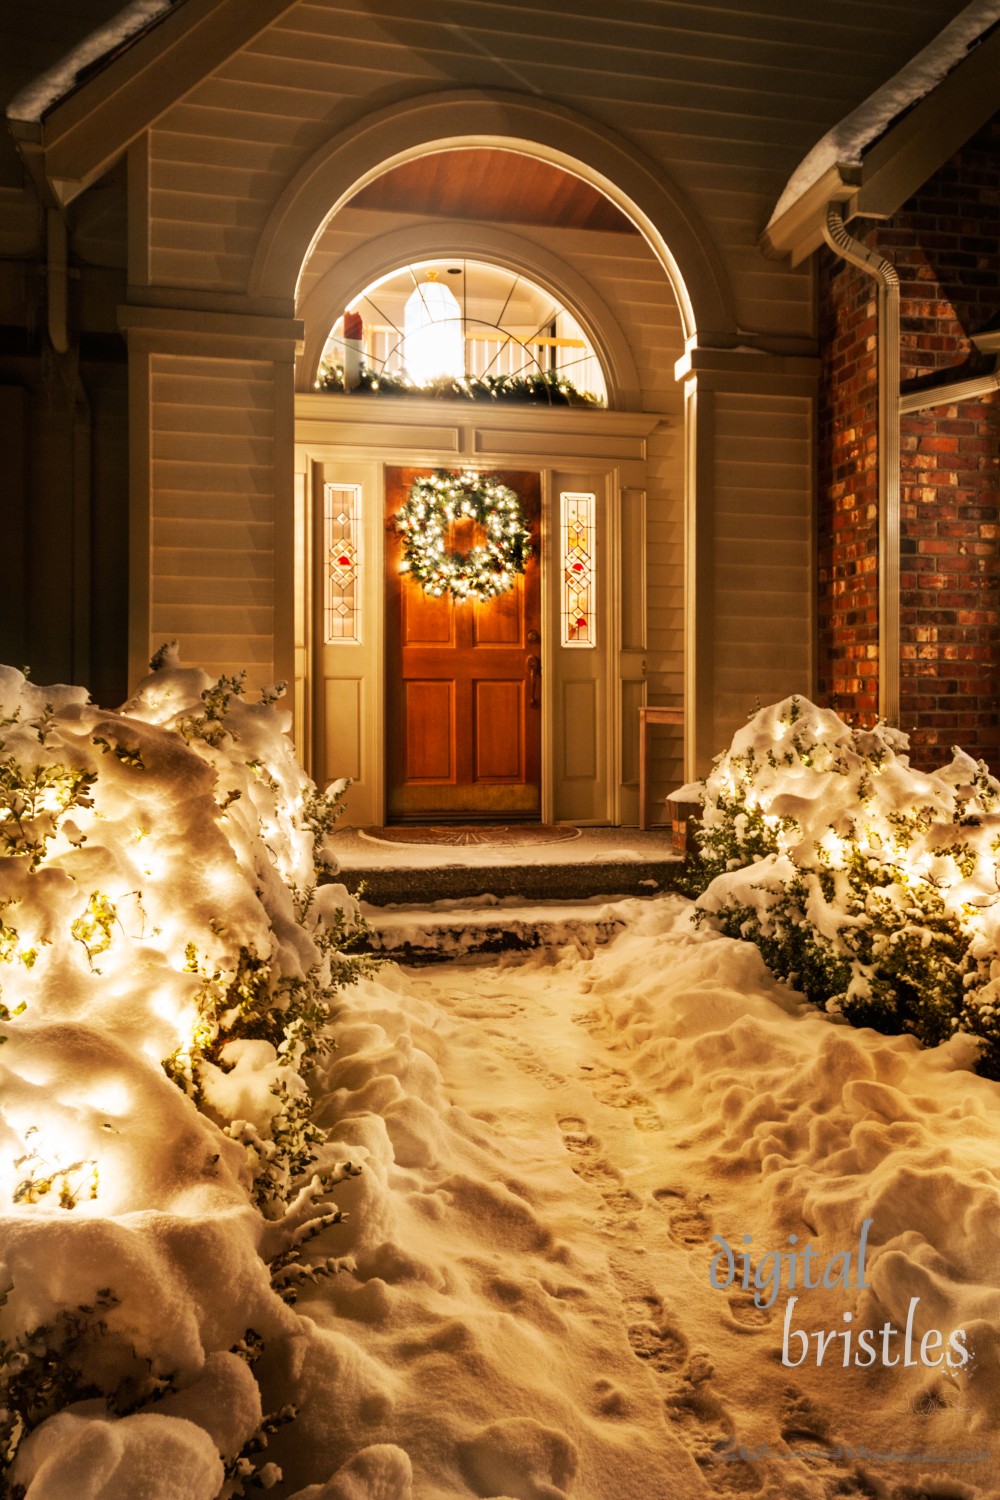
[385,467,542,821]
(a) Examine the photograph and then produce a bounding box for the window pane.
[324,483,362,643]
[561,491,596,648]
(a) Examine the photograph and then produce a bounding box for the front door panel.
[385,466,542,821]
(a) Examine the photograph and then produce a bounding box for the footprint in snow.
[779,1385,830,1441]
[557,1119,640,1220]
[653,1186,714,1244]
[440,992,526,1021]
[725,1289,773,1331]
[701,1454,764,1494]
[570,1006,607,1037]
[664,1378,736,1464]
[496,1036,564,1090]
[578,1060,663,1132]
[625,1289,689,1374]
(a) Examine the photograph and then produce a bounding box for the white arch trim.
[296,221,645,410]
[250,89,736,345]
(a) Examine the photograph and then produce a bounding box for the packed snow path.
[261,898,997,1500]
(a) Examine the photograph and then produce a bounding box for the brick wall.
[818,112,1000,768]
[817,251,880,722]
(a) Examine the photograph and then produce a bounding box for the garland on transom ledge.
[316,362,601,407]
[396,470,532,601]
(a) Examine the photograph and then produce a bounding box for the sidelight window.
[323,482,362,643]
[561,491,596,648]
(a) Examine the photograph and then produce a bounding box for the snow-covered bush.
[0,649,368,1491]
[677,696,1000,1077]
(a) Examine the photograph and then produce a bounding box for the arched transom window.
[320,258,608,406]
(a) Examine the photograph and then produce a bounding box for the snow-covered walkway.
[262,897,998,1499]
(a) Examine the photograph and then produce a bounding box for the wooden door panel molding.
[475,680,525,781]
[403,586,455,647]
[473,589,522,647]
[403,680,455,782]
[385,464,541,821]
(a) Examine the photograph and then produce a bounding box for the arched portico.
[251,88,737,346]
[269,94,739,813]
[271,95,742,817]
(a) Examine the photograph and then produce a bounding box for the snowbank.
[675,695,1000,1074]
[578,902,1000,1435]
[0,655,363,1494]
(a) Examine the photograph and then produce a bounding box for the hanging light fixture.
[403,269,464,385]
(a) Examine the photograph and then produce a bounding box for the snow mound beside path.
[0,657,361,1496]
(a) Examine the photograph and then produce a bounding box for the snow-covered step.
[359,897,632,963]
[338,855,685,906]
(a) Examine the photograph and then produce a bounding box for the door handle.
[526,654,541,707]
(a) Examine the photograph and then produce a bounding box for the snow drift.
[0,653,363,1495]
[676,695,1000,1075]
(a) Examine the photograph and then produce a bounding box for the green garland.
[316,363,601,407]
[396,470,531,601]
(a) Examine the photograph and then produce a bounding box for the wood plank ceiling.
[348,148,639,233]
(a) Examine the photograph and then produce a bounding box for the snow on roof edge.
[767,0,1000,230]
[6,0,183,125]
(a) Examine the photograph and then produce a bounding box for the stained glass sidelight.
[324,483,362,642]
[561,491,596,648]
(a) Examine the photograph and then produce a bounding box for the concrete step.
[357,898,634,964]
[338,855,688,907]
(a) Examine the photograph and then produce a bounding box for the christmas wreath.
[396,470,532,601]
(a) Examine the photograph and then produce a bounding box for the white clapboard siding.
[711,393,813,750]
[148,0,958,335]
[149,354,276,689]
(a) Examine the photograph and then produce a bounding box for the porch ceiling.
[348,148,639,235]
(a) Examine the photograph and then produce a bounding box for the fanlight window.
[320,259,607,406]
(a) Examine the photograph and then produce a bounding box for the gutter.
[821,203,900,726]
[900,362,1000,414]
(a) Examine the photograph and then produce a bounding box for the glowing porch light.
[403,271,464,385]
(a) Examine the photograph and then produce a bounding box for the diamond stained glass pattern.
[324,483,362,642]
[561,491,596,648]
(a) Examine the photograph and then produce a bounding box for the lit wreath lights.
[396,470,532,600]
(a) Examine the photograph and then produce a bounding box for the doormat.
[362,824,581,848]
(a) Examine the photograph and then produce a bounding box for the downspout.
[822,203,900,725]
[46,207,69,355]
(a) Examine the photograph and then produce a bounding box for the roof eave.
[851,21,1000,220]
[7,0,301,207]
[763,18,1000,267]
[759,164,861,266]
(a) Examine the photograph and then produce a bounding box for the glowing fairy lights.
[395,469,532,601]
